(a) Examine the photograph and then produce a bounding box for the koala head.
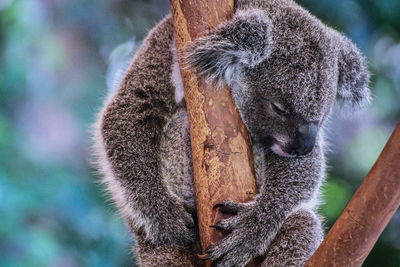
[186,7,370,157]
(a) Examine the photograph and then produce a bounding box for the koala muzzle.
[289,122,318,156]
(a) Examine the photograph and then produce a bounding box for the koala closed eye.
[270,102,288,117]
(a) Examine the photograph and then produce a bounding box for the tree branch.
[307,121,400,266]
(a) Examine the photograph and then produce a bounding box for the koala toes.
[169,210,197,248]
[213,200,247,215]
[148,202,197,248]
[201,201,273,267]
[205,231,257,267]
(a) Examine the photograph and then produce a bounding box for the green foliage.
[319,179,352,222]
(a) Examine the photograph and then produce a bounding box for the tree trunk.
[307,121,400,266]
[169,0,258,266]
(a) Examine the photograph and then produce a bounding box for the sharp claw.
[209,224,223,230]
[198,253,211,260]
[214,202,241,215]
[213,203,224,209]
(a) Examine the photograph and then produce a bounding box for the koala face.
[186,8,370,157]
[231,27,338,157]
[232,77,322,157]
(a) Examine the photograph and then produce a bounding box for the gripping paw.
[203,201,277,267]
[148,200,196,248]
[213,200,246,215]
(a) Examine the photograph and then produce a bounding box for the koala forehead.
[244,6,339,121]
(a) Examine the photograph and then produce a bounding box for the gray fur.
[93,0,370,266]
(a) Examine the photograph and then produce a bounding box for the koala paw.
[148,200,196,248]
[201,201,277,267]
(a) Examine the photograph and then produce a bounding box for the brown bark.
[307,121,400,267]
[169,0,258,265]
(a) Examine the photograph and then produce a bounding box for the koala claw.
[213,200,246,215]
[209,224,223,230]
[205,201,273,267]
[198,253,212,260]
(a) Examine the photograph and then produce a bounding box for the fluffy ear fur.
[184,9,273,86]
[336,35,370,109]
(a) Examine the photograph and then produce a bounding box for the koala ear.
[336,35,370,109]
[184,9,272,86]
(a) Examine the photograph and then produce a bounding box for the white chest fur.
[171,42,185,104]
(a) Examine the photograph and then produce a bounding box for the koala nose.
[291,122,318,156]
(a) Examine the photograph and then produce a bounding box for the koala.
[93,0,370,266]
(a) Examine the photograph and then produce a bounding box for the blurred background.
[0,0,399,266]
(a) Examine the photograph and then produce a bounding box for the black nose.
[290,122,318,156]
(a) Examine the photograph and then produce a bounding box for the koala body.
[94,0,369,266]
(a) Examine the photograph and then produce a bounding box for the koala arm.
[96,17,195,248]
[204,143,324,266]
[259,142,324,217]
[185,8,273,86]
